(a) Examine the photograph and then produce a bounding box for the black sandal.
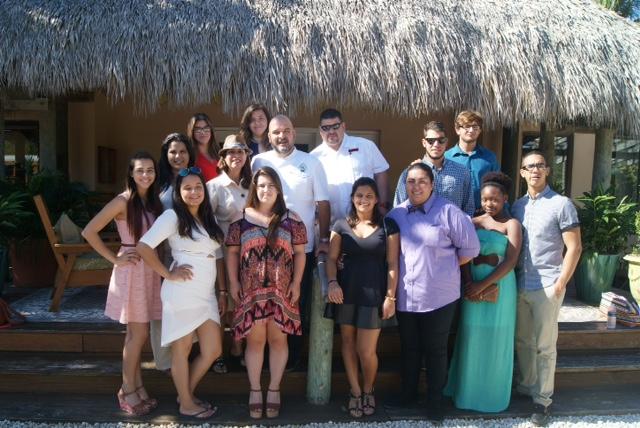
[348,391,363,418]
[362,389,376,416]
[211,357,228,374]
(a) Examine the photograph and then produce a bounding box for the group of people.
[81,107,581,426]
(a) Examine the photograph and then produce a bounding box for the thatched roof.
[1,1,639,135]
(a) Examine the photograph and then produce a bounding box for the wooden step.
[3,321,639,354]
[1,349,638,395]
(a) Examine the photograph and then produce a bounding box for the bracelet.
[385,295,396,301]
[218,290,228,294]
[328,279,338,285]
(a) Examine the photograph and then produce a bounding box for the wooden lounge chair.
[33,195,118,312]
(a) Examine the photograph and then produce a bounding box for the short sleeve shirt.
[252,149,330,253]
[512,186,580,290]
[387,196,480,312]
[445,144,500,209]
[206,171,248,237]
[393,158,475,216]
[311,134,389,223]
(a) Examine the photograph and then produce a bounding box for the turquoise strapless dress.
[444,228,517,412]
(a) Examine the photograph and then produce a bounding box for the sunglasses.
[424,137,448,146]
[178,166,202,177]
[320,122,342,132]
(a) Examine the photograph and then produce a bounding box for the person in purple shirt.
[385,163,480,422]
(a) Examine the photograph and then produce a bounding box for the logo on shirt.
[299,163,307,173]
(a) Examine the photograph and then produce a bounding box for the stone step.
[0,349,638,395]
[2,321,639,355]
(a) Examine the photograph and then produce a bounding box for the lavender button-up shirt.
[387,195,480,313]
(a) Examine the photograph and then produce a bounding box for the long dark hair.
[172,171,224,243]
[158,133,195,192]
[217,134,252,190]
[240,104,272,150]
[125,151,163,242]
[346,177,383,227]
[187,113,220,159]
[246,167,287,246]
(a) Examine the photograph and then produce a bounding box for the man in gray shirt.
[511,151,582,427]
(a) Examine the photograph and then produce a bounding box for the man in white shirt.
[252,114,331,370]
[311,108,390,222]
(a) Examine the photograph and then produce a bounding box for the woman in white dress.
[137,167,227,420]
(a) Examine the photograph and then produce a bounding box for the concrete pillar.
[592,128,615,191]
[0,99,5,179]
[306,255,333,404]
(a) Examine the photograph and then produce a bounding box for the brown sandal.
[265,388,280,418]
[348,391,363,418]
[249,389,263,419]
[362,389,376,416]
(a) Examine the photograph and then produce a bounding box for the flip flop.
[179,406,218,420]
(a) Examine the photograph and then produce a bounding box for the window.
[612,137,640,202]
[3,121,40,185]
[521,134,573,196]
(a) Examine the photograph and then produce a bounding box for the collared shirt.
[311,134,389,223]
[393,157,475,216]
[445,144,500,208]
[512,185,580,290]
[387,195,480,313]
[206,171,248,237]
[252,148,330,253]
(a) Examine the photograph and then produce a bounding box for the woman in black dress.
[325,177,399,418]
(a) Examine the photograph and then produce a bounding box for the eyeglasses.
[521,162,548,171]
[319,122,342,132]
[458,125,481,131]
[178,166,202,177]
[424,137,448,146]
[194,126,212,134]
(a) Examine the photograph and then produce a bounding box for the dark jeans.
[288,251,316,363]
[396,299,458,409]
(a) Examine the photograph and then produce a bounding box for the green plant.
[576,187,637,254]
[0,169,92,242]
[0,191,34,246]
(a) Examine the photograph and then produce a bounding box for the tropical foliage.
[576,187,638,254]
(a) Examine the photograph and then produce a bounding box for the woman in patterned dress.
[82,151,163,416]
[225,167,307,419]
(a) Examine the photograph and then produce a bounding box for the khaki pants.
[515,286,565,407]
[150,319,172,371]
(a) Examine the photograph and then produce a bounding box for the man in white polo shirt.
[311,108,390,222]
[252,114,331,370]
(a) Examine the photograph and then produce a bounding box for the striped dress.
[104,211,162,324]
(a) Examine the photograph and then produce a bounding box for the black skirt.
[324,303,397,329]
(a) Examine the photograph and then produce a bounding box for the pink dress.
[104,213,162,324]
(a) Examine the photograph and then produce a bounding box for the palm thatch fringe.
[0,0,639,135]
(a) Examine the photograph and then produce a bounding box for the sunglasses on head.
[178,166,202,177]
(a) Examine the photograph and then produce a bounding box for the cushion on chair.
[72,252,113,271]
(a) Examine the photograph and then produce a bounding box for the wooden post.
[592,128,615,191]
[306,254,333,404]
[540,122,556,166]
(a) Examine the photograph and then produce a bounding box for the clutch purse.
[478,283,499,303]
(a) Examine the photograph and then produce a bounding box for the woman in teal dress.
[445,172,522,412]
